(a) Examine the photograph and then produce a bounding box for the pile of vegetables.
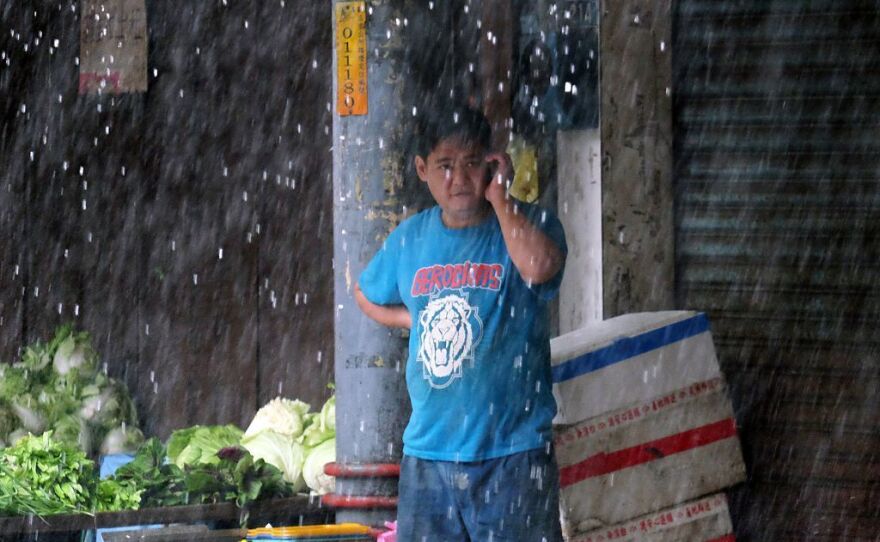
[0,326,144,456]
[108,436,291,510]
[0,402,335,519]
[0,327,338,519]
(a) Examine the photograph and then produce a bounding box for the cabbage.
[240,429,306,490]
[1,327,142,456]
[302,438,336,495]
[244,397,311,439]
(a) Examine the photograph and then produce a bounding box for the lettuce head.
[240,429,306,490]
[302,437,336,495]
[244,397,311,439]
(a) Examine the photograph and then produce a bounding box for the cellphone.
[485,161,498,184]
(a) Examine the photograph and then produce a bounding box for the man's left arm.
[485,152,565,285]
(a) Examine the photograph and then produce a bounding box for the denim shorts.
[396,446,563,542]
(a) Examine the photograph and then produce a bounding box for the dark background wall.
[674,1,879,540]
[0,1,334,439]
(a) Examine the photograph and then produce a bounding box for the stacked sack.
[550,311,746,541]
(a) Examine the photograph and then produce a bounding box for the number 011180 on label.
[335,1,367,116]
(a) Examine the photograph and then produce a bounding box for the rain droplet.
[193,274,198,285]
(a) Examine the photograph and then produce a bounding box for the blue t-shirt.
[359,205,567,461]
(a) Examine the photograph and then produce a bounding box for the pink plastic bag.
[377,521,397,542]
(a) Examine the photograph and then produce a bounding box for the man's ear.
[414,155,428,182]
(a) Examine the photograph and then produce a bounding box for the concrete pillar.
[331,0,410,527]
[599,0,674,317]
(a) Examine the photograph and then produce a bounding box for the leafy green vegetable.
[299,395,335,447]
[0,432,96,516]
[0,364,29,402]
[107,438,293,524]
[95,478,142,512]
[111,438,189,507]
[52,413,93,453]
[166,425,244,469]
[52,327,96,377]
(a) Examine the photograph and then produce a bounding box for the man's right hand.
[354,283,412,329]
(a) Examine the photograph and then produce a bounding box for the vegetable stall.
[0,328,340,541]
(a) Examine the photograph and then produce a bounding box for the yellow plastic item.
[506,134,540,203]
[247,523,372,538]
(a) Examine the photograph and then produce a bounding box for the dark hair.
[414,105,491,158]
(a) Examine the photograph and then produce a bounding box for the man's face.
[415,136,490,225]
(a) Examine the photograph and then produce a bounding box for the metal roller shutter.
[673,1,880,540]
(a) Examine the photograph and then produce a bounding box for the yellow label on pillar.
[335,1,367,116]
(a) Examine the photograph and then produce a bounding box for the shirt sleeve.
[358,224,405,305]
[521,203,568,301]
